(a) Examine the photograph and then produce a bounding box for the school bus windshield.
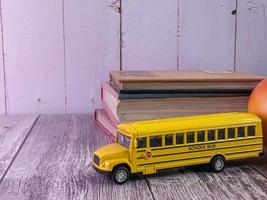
[117,132,131,149]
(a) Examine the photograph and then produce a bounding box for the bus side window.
[218,129,225,140]
[150,136,162,147]
[187,132,194,143]
[228,128,235,139]
[208,130,215,141]
[137,137,146,148]
[176,133,184,144]
[238,127,245,137]
[197,131,205,142]
[165,134,173,146]
[247,126,255,137]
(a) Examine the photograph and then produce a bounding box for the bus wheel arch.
[210,155,226,173]
[111,164,131,184]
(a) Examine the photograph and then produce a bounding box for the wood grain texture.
[240,149,267,178]
[146,162,267,200]
[1,115,267,199]
[64,0,120,113]
[0,115,153,200]
[0,11,5,115]
[1,1,65,114]
[0,115,38,181]
[249,157,267,178]
[122,0,178,70]
[236,0,267,75]
[179,0,236,71]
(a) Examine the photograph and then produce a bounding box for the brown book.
[110,70,265,91]
[101,81,249,123]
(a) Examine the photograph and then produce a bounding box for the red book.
[101,81,120,125]
[94,109,116,141]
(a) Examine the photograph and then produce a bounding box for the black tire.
[211,156,225,172]
[112,166,130,184]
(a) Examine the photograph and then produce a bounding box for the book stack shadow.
[95,70,265,140]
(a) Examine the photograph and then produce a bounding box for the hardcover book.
[110,70,265,91]
[101,81,249,123]
[94,109,116,141]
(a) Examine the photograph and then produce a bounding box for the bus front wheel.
[111,166,130,184]
[211,156,225,172]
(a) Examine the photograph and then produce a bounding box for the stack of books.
[95,70,265,139]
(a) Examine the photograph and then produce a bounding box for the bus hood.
[94,143,129,161]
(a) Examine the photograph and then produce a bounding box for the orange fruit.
[248,79,267,147]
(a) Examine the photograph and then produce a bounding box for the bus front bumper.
[92,163,111,176]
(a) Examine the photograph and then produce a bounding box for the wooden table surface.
[0,115,267,200]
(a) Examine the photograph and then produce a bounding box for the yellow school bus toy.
[93,112,263,184]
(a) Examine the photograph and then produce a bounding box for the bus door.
[134,137,156,174]
[143,149,155,174]
[142,136,162,174]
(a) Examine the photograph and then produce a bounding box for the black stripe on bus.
[137,142,262,159]
[137,155,211,167]
[136,136,263,152]
[137,149,262,167]
[225,149,262,156]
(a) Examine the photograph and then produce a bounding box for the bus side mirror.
[134,139,138,149]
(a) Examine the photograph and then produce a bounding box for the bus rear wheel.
[211,156,225,172]
[112,166,130,184]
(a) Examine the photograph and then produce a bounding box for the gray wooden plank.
[236,0,267,75]
[0,10,6,115]
[122,0,178,70]
[242,149,267,178]
[2,1,66,113]
[64,0,120,113]
[179,0,236,71]
[0,115,38,181]
[0,115,153,200]
[145,160,267,200]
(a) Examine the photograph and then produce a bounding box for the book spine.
[102,101,119,126]
[94,109,97,121]
[100,82,104,101]
[103,81,119,99]
[94,109,116,141]
[118,91,251,99]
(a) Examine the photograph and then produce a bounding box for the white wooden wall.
[179,0,236,70]
[0,0,266,114]
[236,0,267,74]
[0,14,5,114]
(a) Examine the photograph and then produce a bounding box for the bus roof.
[117,112,261,137]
